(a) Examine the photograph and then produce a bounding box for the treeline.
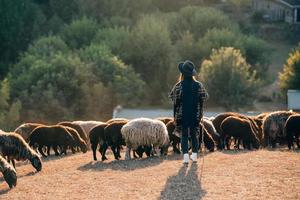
[1,0,293,129]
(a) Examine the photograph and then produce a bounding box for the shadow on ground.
[77,156,165,171]
[160,163,206,200]
[0,187,11,195]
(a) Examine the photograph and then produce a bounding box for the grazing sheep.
[166,120,181,154]
[58,122,88,144]
[221,116,260,150]
[14,123,44,142]
[263,111,295,148]
[106,118,128,124]
[155,117,174,125]
[202,118,220,149]
[0,131,42,172]
[72,121,104,137]
[106,118,150,158]
[29,125,76,157]
[121,118,169,160]
[63,127,88,154]
[213,112,260,149]
[0,155,17,188]
[89,123,108,161]
[284,114,300,149]
[199,123,216,152]
[102,120,129,160]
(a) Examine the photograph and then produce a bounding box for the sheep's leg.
[154,146,161,157]
[38,146,47,157]
[133,150,139,158]
[53,146,60,156]
[111,145,119,160]
[225,137,231,150]
[125,147,131,160]
[71,147,76,154]
[101,143,108,161]
[99,144,108,160]
[47,145,51,156]
[92,143,98,161]
[296,133,300,149]
[117,146,121,159]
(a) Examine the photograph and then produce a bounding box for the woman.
[169,60,208,164]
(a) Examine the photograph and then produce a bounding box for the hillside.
[0,150,299,200]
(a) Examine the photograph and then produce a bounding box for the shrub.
[279,44,300,94]
[200,47,258,110]
[60,17,98,49]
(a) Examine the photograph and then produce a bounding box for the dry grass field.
[0,149,299,200]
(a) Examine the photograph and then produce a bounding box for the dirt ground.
[0,149,299,200]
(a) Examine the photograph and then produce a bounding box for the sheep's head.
[3,167,17,188]
[30,155,42,172]
[80,141,88,153]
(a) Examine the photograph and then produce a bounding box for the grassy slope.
[0,150,299,200]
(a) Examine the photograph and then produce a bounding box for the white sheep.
[121,118,169,160]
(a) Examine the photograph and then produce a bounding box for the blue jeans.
[181,127,199,154]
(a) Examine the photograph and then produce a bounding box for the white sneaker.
[191,152,197,162]
[183,153,189,164]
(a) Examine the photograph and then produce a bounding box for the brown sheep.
[106,118,128,124]
[60,126,87,154]
[202,118,220,149]
[213,112,260,149]
[0,155,17,188]
[263,111,295,148]
[88,123,108,161]
[155,117,174,125]
[58,122,88,144]
[29,125,76,157]
[0,131,42,172]
[284,114,300,149]
[14,123,44,142]
[102,120,128,160]
[165,120,181,154]
[221,116,260,150]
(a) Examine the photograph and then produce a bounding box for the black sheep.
[102,120,128,160]
[58,122,88,145]
[285,114,300,149]
[221,116,260,150]
[166,120,181,154]
[29,125,76,157]
[89,123,108,161]
[63,126,88,154]
[213,112,260,149]
[198,124,216,152]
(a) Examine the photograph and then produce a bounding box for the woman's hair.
[177,74,197,84]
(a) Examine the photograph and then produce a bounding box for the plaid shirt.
[169,80,208,137]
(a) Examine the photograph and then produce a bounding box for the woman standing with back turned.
[169,60,208,164]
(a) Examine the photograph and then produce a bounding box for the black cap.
[178,60,197,76]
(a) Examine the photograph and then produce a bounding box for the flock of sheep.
[0,110,299,189]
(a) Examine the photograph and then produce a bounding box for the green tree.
[200,47,258,110]
[169,6,238,41]
[93,27,130,60]
[0,79,21,130]
[197,28,243,62]
[60,17,99,49]
[175,31,202,67]
[0,0,45,79]
[279,44,300,94]
[126,14,173,104]
[80,44,145,106]
[197,29,271,78]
